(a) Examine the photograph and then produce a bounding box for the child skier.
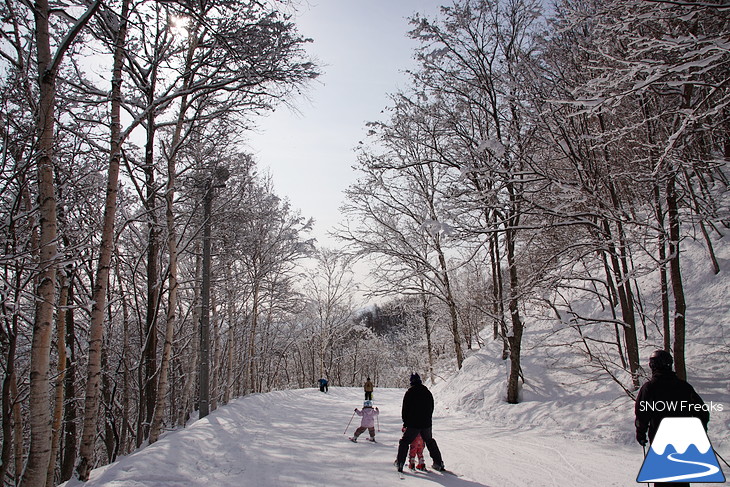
[349,400,379,442]
[406,429,426,471]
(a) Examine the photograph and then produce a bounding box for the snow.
[60,238,729,486]
[59,386,728,486]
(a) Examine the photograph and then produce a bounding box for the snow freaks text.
[636,401,725,413]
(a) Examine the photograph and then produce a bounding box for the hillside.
[60,238,729,486]
[433,237,730,453]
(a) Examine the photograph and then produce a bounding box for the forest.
[1,0,728,486]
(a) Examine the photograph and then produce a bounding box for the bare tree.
[302,249,358,378]
[340,105,467,369]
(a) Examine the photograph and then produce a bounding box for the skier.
[364,377,374,400]
[318,377,328,393]
[404,427,426,471]
[634,349,710,487]
[395,373,445,473]
[349,400,379,442]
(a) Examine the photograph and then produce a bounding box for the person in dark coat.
[318,377,328,393]
[634,350,710,487]
[395,373,445,472]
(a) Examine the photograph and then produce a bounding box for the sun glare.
[169,15,190,39]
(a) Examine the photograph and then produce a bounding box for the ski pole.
[377,413,380,432]
[344,410,356,434]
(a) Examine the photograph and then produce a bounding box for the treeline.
[339,0,728,405]
[1,0,728,486]
[0,0,323,485]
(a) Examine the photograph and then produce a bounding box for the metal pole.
[344,410,357,434]
[199,180,212,418]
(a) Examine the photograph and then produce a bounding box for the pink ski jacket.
[356,407,379,428]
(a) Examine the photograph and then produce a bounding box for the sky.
[245,0,446,249]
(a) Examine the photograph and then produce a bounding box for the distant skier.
[318,377,329,393]
[634,349,710,487]
[403,427,426,471]
[364,377,374,400]
[349,400,379,442]
[395,373,445,473]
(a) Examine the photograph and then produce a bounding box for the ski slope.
[58,385,692,487]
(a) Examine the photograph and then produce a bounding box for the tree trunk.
[224,262,235,404]
[142,76,160,443]
[1,318,18,484]
[179,241,201,426]
[46,271,70,487]
[505,227,524,404]
[436,244,464,370]
[22,0,58,482]
[12,375,24,482]
[602,217,641,389]
[149,46,193,440]
[248,283,261,393]
[614,219,641,388]
[653,184,672,352]
[487,223,508,359]
[77,0,129,479]
[211,294,220,411]
[116,256,132,456]
[419,284,435,384]
[148,177,178,444]
[667,170,687,380]
[60,281,77,483]
[142,173,159,443]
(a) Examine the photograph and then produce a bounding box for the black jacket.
[402,383,434,428]
[634,370,709,442]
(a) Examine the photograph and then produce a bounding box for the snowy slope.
[431,237,730,456]
[60,239,729,486]
[58,385,728,486]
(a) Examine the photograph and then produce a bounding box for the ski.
[349,437,378,443]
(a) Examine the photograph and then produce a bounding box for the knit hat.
[410,373,422,386]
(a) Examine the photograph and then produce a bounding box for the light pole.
[199,167,228,419]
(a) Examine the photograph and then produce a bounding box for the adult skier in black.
[395,373,445,473]
[634,349,710,487]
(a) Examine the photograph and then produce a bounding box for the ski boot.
[432,462,446,472]
[416,463,427,472]
[349,436,358,442]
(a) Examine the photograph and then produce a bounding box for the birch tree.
[0,1,103,485]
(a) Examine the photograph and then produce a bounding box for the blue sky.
[246,0,445,248]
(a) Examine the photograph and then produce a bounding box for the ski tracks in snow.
[62,386,652,486]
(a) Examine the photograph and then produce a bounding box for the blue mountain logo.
[637,417,726,483]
